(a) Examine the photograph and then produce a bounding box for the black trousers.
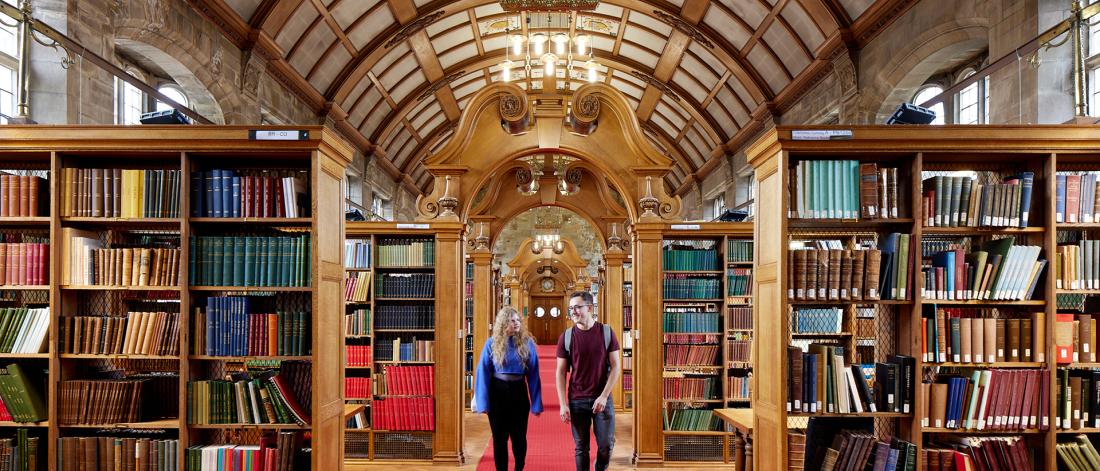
[487,377,531,471]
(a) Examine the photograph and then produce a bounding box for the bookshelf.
[0,126,351,471]
[657,222,751,465]
[744,126,1100,471]
[622,262,633,411]
[464,261,473,411]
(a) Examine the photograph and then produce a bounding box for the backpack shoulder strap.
[602,324,611,350]
[564,327,573,354]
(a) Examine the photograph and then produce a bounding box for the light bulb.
[543,53,557,75]
[585,60,598,83]
[501,60,513,82]
[575,34,588,55]
[510,34,525,56]
[531,33,547,56]
[551,33,569,56]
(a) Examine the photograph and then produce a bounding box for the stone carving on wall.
[241,52,265,98]
[142,0,166,32]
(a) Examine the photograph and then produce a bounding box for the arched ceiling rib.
[191,0,915,195]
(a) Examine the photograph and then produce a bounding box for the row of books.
[71,246,181,287]
[921,173,1035,228]
[375,239,434,267]
[920,237,1045,301]
[62,168,182,218]
[372,397,434,431]
[787,246,888,301]
[920,369,1048,431]
[793,308,843,334]
[663,244,719,271]
[376,365,434,396]
[344,272,371,302]
[189,235,311,287]
[662,275,720,299]
[662,376,717,400]
[726,268,752,296]
[788,160,901,220]
[345,377,371,399]
[815,431,917,471]
[727,336,750,364]
[1057,435,1099,471]
[1057,172,1100,223]
[787,346,915,414]
[345,309,370,337]
[728,375,750,400]
[727,240,753,262]
[375,305,433,329]
[345,240,371,269]
[0,307,46,354]
[62,312,178,356]
[187,370,310,425]
[1056,313,1100,364]
[924,436,1033,471]
[1058,369,1100,430]
[728,306,751,330]
[374,338,434,362]
[193,298,310,357]
[0,364,44,423]
[0,243,48,286]
[663,345,719,366]
[1055,239,1100,290]
[346,408,369,429]
[663,407,720,431]
[185,432,306,471]
[622,354,633,370]
[375,273,434,298]
[922,309,1044,364]
[190,170,308,218]
[662,310,719,333]
[58,436,172,471]
[0,173,45,217]
[60,380,143,425]
[346,345,371,367]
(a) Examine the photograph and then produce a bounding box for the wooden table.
[715,408,753,471]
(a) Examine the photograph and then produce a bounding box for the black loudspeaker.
[885,103,936,125]
[139,109,191,124]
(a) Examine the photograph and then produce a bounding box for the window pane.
[0,22,16,59]
[957,81,979,125]
[155,85,188,112]
[913,86,945,125]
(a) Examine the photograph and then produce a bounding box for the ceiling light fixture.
[498,11,601,85]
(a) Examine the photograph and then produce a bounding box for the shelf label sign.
[670,224,700,230]
[791,129,852,140]
[249,130,310,140]
[396,223,429,229]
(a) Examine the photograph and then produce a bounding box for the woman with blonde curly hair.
[474,306,543,471]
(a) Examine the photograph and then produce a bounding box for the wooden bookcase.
[0,125,352,471]
[745,125,1100,471]
[464,260,474,411]
[657,222,752,465]
[622,261,633,411]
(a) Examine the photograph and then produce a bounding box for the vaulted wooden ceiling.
[190,0,913,196]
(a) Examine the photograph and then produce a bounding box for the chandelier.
[500,12,601,85]
[531,233,565,254]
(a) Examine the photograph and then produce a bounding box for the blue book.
[1057,174,1068,223]
[211,170,222,218]
[884,447,899,471]
[205,297,215,355]
[231,176,241,218]
[221,170,233,219]
[1015,172,1034,227]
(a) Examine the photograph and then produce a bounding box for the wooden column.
[433,222,464,463]
[633,222,665,466]
[471,250,494,371]
[604,250,626,409]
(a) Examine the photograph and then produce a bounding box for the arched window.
[155,84,189,112]
[535,307,546,318]
[912,85,946,125]
[115,71,145,125]
[0,9,20,122]
[954,70,989,124]
[550,307,560,318]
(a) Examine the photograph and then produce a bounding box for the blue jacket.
[473,337,543,414]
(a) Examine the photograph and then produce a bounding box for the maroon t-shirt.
[556,322,620,400]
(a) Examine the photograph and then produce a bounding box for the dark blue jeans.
[568,397,614,471]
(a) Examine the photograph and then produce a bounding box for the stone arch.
[862,19,990,123]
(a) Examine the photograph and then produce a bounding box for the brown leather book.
[1071,375,1084,429]
[7,174,17,217]
[1033,312,1045,363]
[1021,318,1032,362]
[851,249,866,301]
[805,250,817,300]
[888,168,900,218]
[788,346,803,412]
[930,382,949,428]
[1080,314,1093,363]
[860,162,880,219]
[788,431,806,471]
[973,316,985,363]
[996,319,1007,362]
[960,318,973,363]
[864,249,882,300]
[840,250,853,300]
[17,175,28,217]
[1007,318,1021,362]
[920,381,930,427]
[828,249,842,300]
[0,174,8,218]
[984,318,997,364]
[817,249,829,299]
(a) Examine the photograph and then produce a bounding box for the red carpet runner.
[477,344,597,470]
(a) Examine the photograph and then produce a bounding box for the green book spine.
[265,237,276,287]
[5,364,44,422]
[232,236,244,286]
[277,311,285,356]
[281,237,291,287]
[244,236,256,287]
[189,237,197,285]
[221,237,234,287]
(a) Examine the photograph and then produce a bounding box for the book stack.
[345,377,371,399]
[921,309,1044,364]
[0,240,48,285]
[185,432,306,471]
[0,173,45,217]
[372,365,435,431]
[376,238,434,267]
[374,338,434,362]
[188,234,311,287]
[1055,314,1099,364]
[345,240,371,269]
[787,345,914,415]
[921,173,1035,228]
[187,366,311,425]
[663,408,720,431]
[920,237,1045,301]
[1057,435,1100,470]
[924,436,1034,469]
[59,380,143,425]
[190,169,308,218]
[663,306,719,333]
[663,241,719,270]
[0,307,48,354]
[727,333,750,365]
[663,274,720,299]
[375,305,433,329]
[345,271,371,302]
[375,273,434,298]
[727,239,753,262]
[728,375,750,401]
[58,437,176,471]
[787,234,910,301]
[192,296,309,357]
[1057,369,1100,430]
[663,335,719,366]
[345,308,370,337]
[346,345,371,367]
[64,230,181,286]
[726,268,752,296]
[62,311,178,356]
[788,160,901,220]
[727,306,751,330]
[0,363,44,423]
[920,369,1048,431]
[1055,238,1100,290]
[662,375,717,400]
[61,168,181,218]
[1057,172,1100,223]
